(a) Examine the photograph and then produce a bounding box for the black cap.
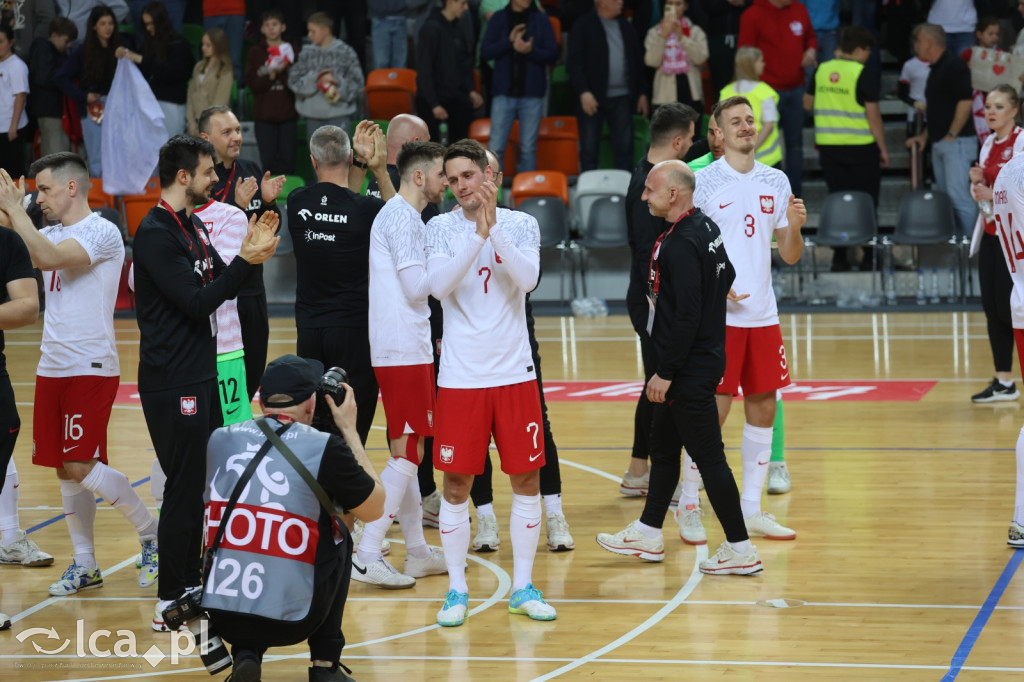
[259,355,323,408]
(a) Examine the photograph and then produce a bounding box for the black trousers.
[640,378,748,543]
[979,232,1016,374]
[140,379,221,600]
[237,292,270,402]
[297,326,377,445]
[819,144,881,267]
[418,95,473,145]
[255,120,297,176]
[630,329,659,462]
[0,131,26,178]
[0,369,19,495]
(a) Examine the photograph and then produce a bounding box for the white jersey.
[425,207,538,389]
[992,154,1024,327]
[38,212,124,378]
[694,157,791,328]
[898,57,930,124]
[369,194,432,366]
[195,200,246,354]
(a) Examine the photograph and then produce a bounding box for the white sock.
[729,539,753,554]
[543,493,562,517]
[81,462,158,540]
[398,474,429,559]
[439,498,470,593]
[150,457,166,507]
[357,457,416,564]
[1001,379,1015,388]
[635,520,662,539]
[476,502,494,519]
[1016,426,1024,525]
[680,451,701,509]
[740,423,773,520]
[0,461,20,546]
[60,478,98,569]
[509,493,541,591]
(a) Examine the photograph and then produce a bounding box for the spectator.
[202,0,244,82]
[803,0,839,80]
[700,0,751,96]
[371,0,408,69]
[246,9,299,175]
[929,0,978,58]
[720,47,781,168]
[29,17,77,157]
[962,16,1003,143]
[415,0,481,144]
[906,23,978,238]
[55,5,125,177]
[186,27,233,136]
[316,0,369,74]
[567,0,650,172]
[116,2,194,137]
[7,0,53,62]
[288,12,363,146]
[127,0,185,34]
[480,0,559,173]
[0,25,27,176]
[898,45,931,138]
[56,0,129,44]
[644,0,708,114]
[738,0,817,196]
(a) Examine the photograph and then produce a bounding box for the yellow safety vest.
[719,81,782,167]
[813,58,872,146]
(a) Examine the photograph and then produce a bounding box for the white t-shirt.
[38,212,124,378]
[195,200,246,355]
[425,207,538,389]
[694,157,791,328]
[992,154,1024,327]
[927,0,977,34]
[0,54,28,130]
[899,57,930,123]
[369,194,431,367]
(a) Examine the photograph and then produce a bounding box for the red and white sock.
[509,493,541,591]
[740,423,773,520]
[439,498,470,593]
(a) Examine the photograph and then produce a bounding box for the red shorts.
[33,375,118,468]
[374,364,436,440]
[1014,329,1024,378]
[433,381,545,476]
[718,325,792,396]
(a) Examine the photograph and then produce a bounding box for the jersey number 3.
[744,214,755,238]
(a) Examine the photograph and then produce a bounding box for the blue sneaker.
[138,538,158,587]
[48,560,103,596]
[437,590,469,627]
[508,583,557,621]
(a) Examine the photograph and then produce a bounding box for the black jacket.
[139,36,195,105]
[566,9,649,105]
[28,38,66,118]
[415,7,475,108]
[626,156,658,335]
[133,205,252,390]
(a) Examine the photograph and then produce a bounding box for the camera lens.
[191,617,232,675]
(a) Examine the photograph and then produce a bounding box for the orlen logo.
[305,229,336,242]
[298,209,313,221]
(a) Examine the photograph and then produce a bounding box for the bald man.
[597,160,761,575]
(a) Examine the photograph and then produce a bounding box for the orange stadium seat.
[364,68,417,120]
[122,178,161,238]
[536,117,579,178]
[549,15,562,50]
[469,118,519,178]
[510,170,568,207]
[88,177,116,208]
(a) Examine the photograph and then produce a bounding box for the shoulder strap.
[256,418,341,517]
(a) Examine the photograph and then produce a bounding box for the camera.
[162,592,232,675]
[311,366,349,433]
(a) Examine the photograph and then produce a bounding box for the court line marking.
[942,549,1024,681]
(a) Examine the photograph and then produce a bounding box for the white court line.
[9,554,141,625]
[558,458,621,483]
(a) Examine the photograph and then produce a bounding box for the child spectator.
[720,46,782,168]
[29,17,77,157]
[962,16,1003,142]
[0,25,28,176]
[898,49,930,138]
[287,12,363,144]
[186,27,233,136]
[644,0,708,113]
[245,9,298,174]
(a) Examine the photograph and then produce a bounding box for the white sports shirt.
[369,194,432,367]
[38,212,124,378]
[992,153,1024,328]
[694,157,792,328]
[195,200,246,354]
[425,207,539,389]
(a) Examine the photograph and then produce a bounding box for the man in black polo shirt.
[132,135,279,629]
[288,123,393,444]
[198,105,287,400]
[906,23,977,238]
[621,102,699,498]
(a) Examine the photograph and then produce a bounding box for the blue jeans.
[204,15,245,82]
[577,95,633,172]
[932,136,978,238]
[946,32,974,61]
[490,95,545,173]
[776,86,805,196]
[807,29,838,85]
[81,96,105,177]
[158,101,187,137]
[371,16,407,69]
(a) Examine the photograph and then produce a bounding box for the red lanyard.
[211,162,237,203]
[160,199,213,285]
[648,208,695,300]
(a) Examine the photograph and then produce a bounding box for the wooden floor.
[1,311,1023,681]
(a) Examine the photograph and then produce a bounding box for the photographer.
[202,354,384,682]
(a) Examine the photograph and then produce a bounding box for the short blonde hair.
[733,46,763,82]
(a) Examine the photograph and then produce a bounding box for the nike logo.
[529,452,542,462]
[225,406,240,415]
[441,528,457,534]
[62,445,79,454]
[353,563,367,575]
[719,202,734,209]
[526,521,540,529]
[781,373,789,380]
[8,427,17,433]
[757,459,769,466]
[718,558,732,564]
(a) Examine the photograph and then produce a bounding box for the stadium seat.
[572,168,631,234]
[122,178,161,238]
[510,170,569,207]
[806,191,879,292]
[364,68,417,121]
[88,177,116,209]
[579,195,628,296]
[519,196,573,304]
[885,189,964,301]
[548,15,562,50]
[470,118,519,178]
[279,174,306,202]
[536,117,579,178]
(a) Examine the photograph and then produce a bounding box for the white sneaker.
[403,546,447,578]
[437,590,469,627]
[350,520,391,556]
[675,504,707,545]
[699,542,763,575]
[744,511,796,540]
[595,520,664,562]
[422,490,441,528]
[766,461,791,494]
[508,583,557,621]
[472,513,500,552]
[546,513,575,551]
[1009,521,1024,547]
[0,612,9,631]
[351,556,415,589]
[619,469,649,496]
[138,538,158,588]
[0,531,54,566]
